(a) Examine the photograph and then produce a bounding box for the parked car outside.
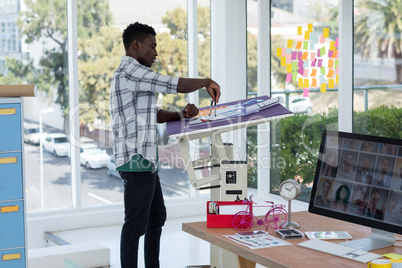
[42,133,70,156]
[80,143,110,169]
[23,122,42,145]
[289,96,313,114]
[106,156,121,179]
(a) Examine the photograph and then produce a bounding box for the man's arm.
[177,78,221,103]
[157,103,199,123]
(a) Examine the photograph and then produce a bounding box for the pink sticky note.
[320,35,325,44]
[303,69,309,77]
[318,59,323,67]
[310,52,316,62]
[298,67,304,76]
[286,54,292,64]
[335,37,339,47]
[311,60,316,67]
[336,67,339,75]
[303,88,309,97]
[328,50,334,58]
[282,47,286,56]
[292,51,297,60]
[298,51,302,60]
[286,73,292,82]
[317,49,320,57]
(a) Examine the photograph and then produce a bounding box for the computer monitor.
[309,130,402,251]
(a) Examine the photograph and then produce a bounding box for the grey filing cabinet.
[0,97,27,267]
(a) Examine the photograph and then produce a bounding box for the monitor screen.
[309,130,402,236]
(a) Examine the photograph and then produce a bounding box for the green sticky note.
[292,71,298,81]
[320,67,326,75]
[320,47,326,56]
[303,41,308,50]
[292,61,298,70]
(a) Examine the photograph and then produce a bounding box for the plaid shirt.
[109,56,178,168]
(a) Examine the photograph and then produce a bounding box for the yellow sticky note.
[287,64,292,73]
[2,253,21,261]
[0,108,16,115]
[298,78,303,88]
[304,31,310,40]
[321,83,327,92]
[311,78,317,87]
[327,69,334,78]
[323,28,329,38]
[330,41,336,50]
[295,41,302,49]
[308,23,313,32]
[328,59,334,68]
[304,79,309,88]
[0,157,17,164]
[0,205,19,213]
[336,75,339,84]
[287,40,293,49]
[311,69,317,77]
[277,48,282,57]
[297,26,302,35]
[281,57,286,66]
[328,79,334,89]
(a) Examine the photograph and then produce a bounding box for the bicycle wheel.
[264,208,288,230]
[232,211,254,231]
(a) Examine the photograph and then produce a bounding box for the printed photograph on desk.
[224,231,291,249]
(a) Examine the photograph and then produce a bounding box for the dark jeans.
[119,171,167,268]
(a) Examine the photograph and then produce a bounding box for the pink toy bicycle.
[232,195,287,231]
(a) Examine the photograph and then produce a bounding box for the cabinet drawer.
[0,247,25,268]
[0,200,25,250]
[0,152,23,200]
[0,103,22,152]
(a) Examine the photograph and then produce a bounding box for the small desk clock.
[279,179,301,229]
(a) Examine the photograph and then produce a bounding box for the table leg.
[236,255,256,268]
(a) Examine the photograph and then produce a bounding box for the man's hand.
[206,79,221,103]
[182,103,199,118]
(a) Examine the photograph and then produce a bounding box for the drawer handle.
[0,108,16,115]
[2,252,21,261]
[0,205,19,213]
[0,157,18,165]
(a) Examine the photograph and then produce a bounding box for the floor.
[54,196,309,268]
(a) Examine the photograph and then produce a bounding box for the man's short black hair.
[122,22,156,51]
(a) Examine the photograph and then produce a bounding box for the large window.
[268,0,340,202]
[353,0,402,138]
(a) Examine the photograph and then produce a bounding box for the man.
[315,179,332,208]
[366,189,385,220]
[355,156,373,184]
[373,157,393,188]
[109,22,221,268]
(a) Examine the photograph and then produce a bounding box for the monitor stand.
[339,228,396,251]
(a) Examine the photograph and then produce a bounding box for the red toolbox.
[206,200,252,228]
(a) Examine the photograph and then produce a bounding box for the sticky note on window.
[320,47,326,56]
[330,41,336,50]
[298,78,303,88]
[292,61,298,70]
[311,60,316,67]
[320,83,327,92]
[318,59,323,67]
[303,88,309,97]
[277,48,282,57]
[328,50,334,58]
[287,40,293,49]
[295,41,302,49]
[298,26,302,35]
[328,59,334,68]
[320,67,326,75]
[282,47,286,56]
[336,75,339,84]
[304,31,310,40]
[310,52,316,62]
[303,69,309,77]
[286,54,292,64]
[281,57,286,66]
[287,64,292,73]
[323,28,329,38]
[311,78,317,87]
[327,69,334,78]
[308,23,313,32]
[286,73,292,82]
[335,37,339,47]
[320,35,325,44]
[311,69,317,77]
[328,79,335,89]
[332,50,338,58]
[292,51,297,60]
[303,41,309,50]
[304,79,309,88]
[292,71,298,81]
[302,51,308,60]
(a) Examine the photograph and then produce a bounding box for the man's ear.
[131,40,140,51]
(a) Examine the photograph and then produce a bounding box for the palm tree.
[354,0,402,83]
